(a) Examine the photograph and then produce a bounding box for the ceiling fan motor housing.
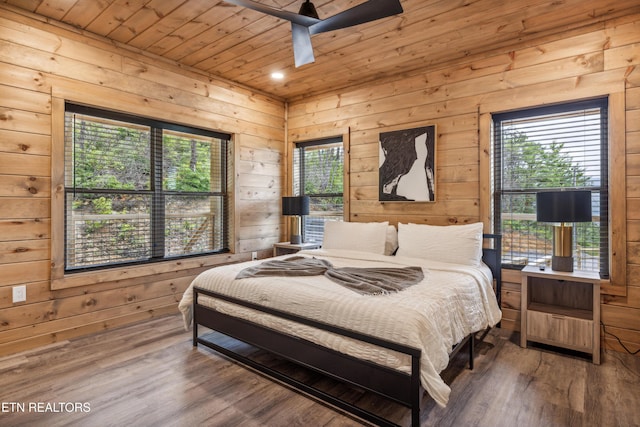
[298,1,319,19]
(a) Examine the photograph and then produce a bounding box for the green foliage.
[72,119,150,191]
[81,196,113,233]
[501,129,599,255]
[116,222,141,248]
[502,130,590,216]
[163,135,212,192]
[92,197,113,215]
[175,165,210,192]
[503,130,589,192]
[70,119,214,197]
[303,147,343,197]
[67,114,224,268]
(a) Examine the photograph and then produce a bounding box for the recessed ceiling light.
[271,72,284,80]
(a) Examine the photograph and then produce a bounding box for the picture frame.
[378,125,436,202]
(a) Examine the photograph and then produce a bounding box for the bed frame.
[192,234,501,427]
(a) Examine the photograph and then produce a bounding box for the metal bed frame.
[192,234,501,427]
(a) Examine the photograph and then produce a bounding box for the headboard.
[482,233,502,306]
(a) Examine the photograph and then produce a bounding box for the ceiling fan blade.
[223,0,320,27]
[223,0,404,67]
[291,22,315,67]
[309,0,403,35]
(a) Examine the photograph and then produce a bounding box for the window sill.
[50,252,240,290]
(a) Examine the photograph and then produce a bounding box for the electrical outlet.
[251,251,258,260]
[13,285,26,303]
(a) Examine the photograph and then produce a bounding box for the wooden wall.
[1,4,638,359]
[0,6,284,356]
[288,14,640,355]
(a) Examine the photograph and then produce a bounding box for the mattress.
[179,248,502,407]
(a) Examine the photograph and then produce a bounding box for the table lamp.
[536,190,592,272]
[282,196,310,244]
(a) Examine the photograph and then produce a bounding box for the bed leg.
[410,353,421,427]
[192,321,198,347]
[468,334,474,370]
[411,405,420,427]
[192,292,198,347]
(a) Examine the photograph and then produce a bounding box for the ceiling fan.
[223,0,404,67]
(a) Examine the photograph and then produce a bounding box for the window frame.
[63,103,232,272]
[293,136,345,243]
[51,96,236,290]
[492,98,609,277]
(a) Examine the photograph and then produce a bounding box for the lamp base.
[289,216,303,244]
[552,255,573,272]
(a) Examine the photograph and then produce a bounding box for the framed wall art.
[378,125,436,202]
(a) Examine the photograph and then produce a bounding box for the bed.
[179,222,502,427]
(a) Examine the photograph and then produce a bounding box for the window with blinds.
[64,103,232,271]
[292,137,344,243]
[493,98,609,276]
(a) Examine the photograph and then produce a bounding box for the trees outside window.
[293,138,344,243]
[64,103,232,271]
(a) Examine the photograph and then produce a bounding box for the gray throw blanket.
[236,256,424,295]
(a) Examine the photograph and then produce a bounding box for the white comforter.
[178,248,502,407]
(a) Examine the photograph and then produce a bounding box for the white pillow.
[323,221,389,255]
[396,222,484,266]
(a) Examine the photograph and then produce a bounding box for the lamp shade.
[536,190,592,223]
[282,196,310,216]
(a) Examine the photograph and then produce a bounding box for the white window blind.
[293,137,344,243]
[493,98,608,276]
[64,103,232,271]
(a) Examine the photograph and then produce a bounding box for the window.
[293,137,344,243]
[493,98,608,276]
[64,103,232,271]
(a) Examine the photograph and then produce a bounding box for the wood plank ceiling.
[2,0,639,100]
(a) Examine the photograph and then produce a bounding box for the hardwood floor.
[1,313,639,427]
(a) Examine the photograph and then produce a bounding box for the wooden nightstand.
[273,242,321,257]
[520,265,600,364]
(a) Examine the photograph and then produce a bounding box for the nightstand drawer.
[527,310,593,350]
